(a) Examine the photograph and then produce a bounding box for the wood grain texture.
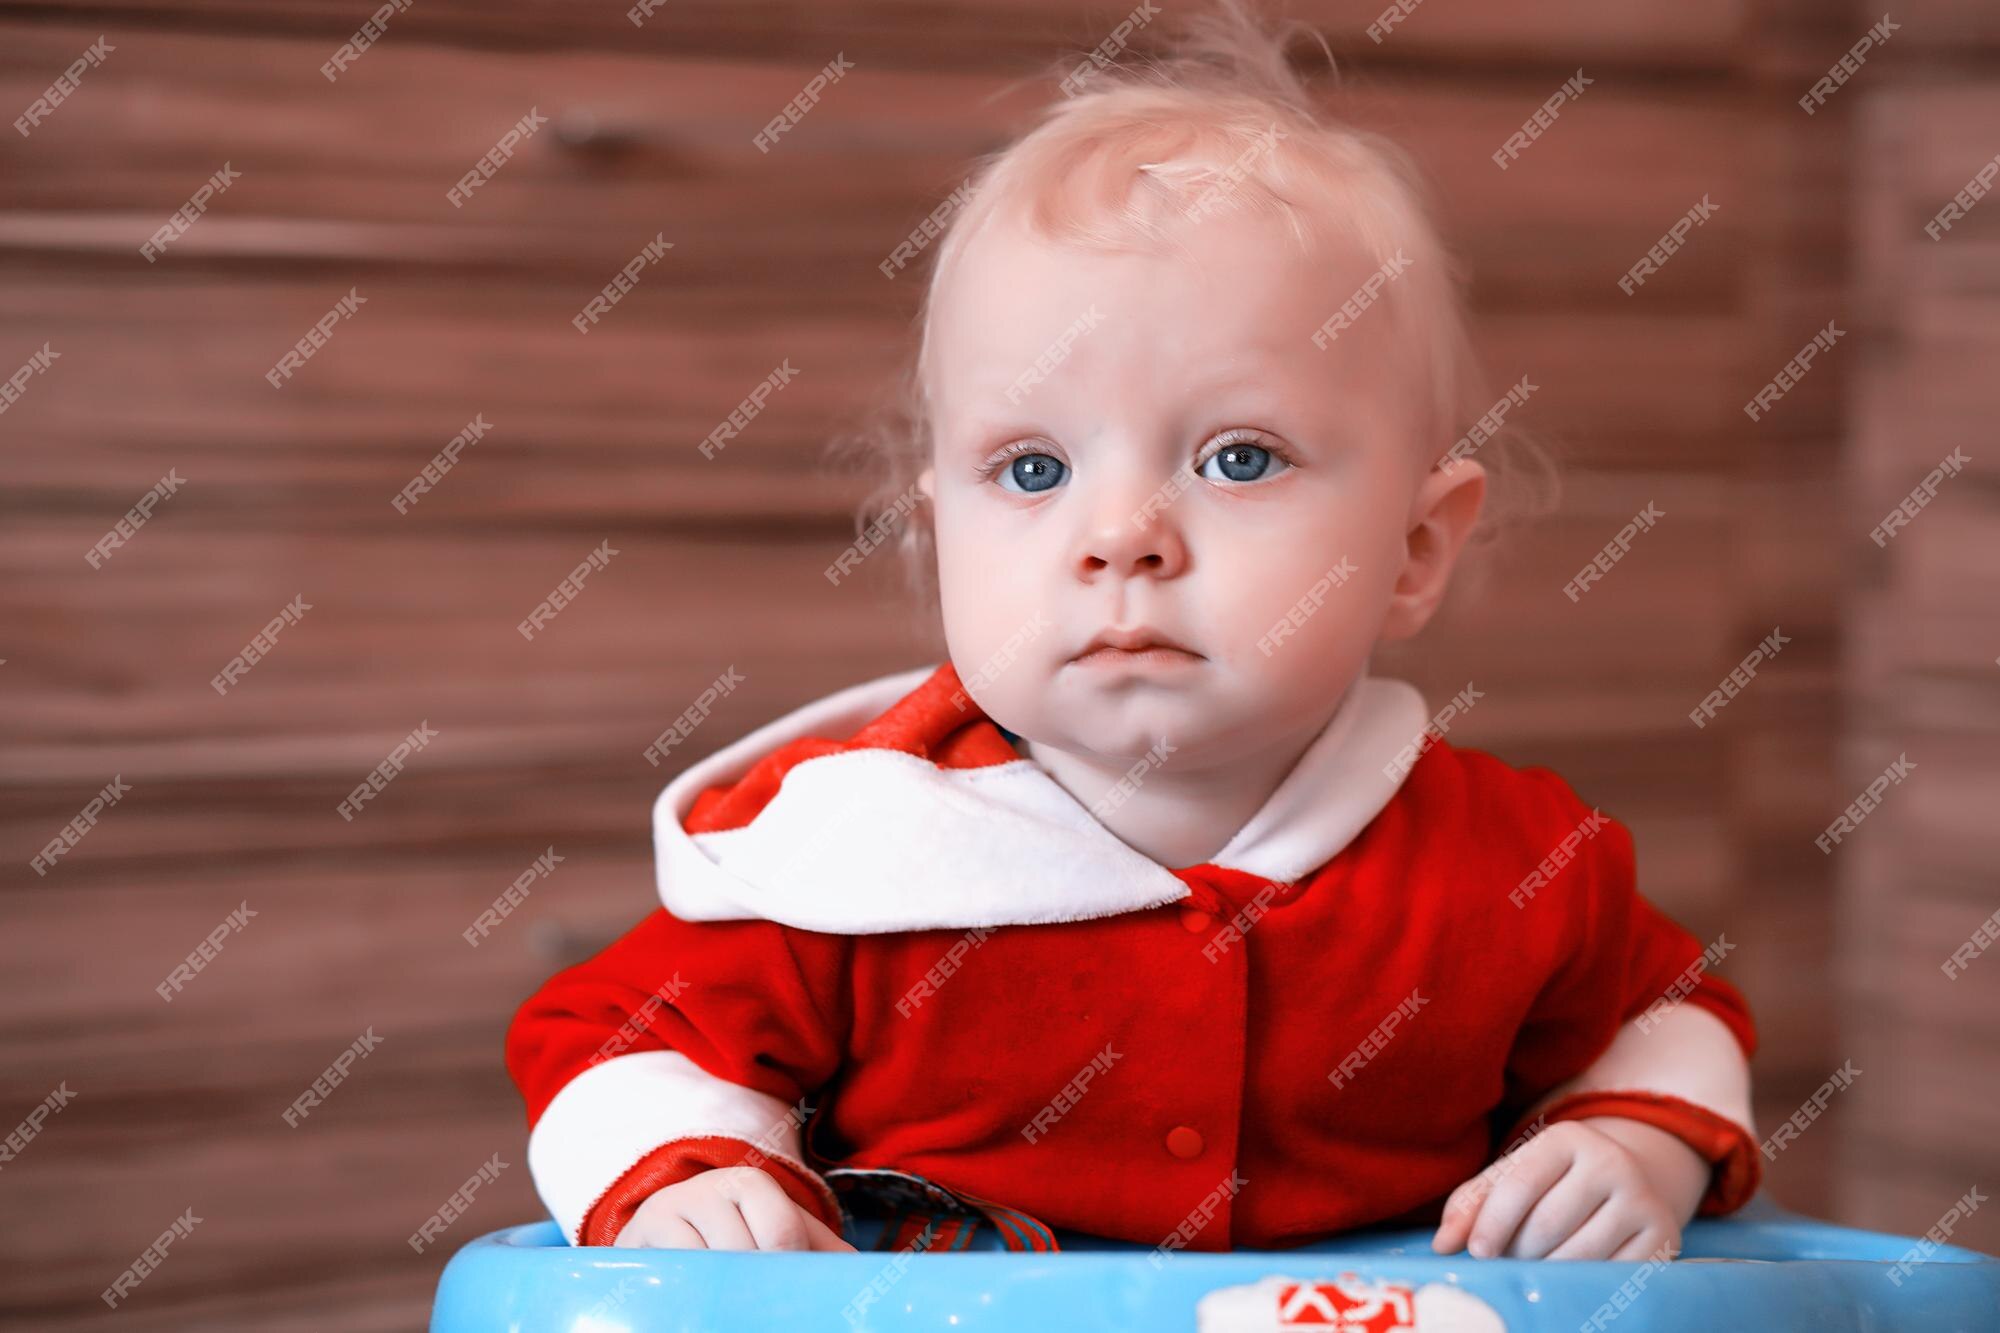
[1837,72,2000,1261]
[3,1,1992,1327]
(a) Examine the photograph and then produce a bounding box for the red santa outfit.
[506,662,1760,1250]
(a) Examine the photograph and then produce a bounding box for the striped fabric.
[827,1166,1061,1253]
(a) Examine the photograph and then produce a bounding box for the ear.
[916,465,935,501]
[1380,458,1486,642]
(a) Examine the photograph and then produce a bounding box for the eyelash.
[1195,429,1295,475]
[974,430,1295,482]
[973,439,1051,482]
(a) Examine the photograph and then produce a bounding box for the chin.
[1047,702,1209,763]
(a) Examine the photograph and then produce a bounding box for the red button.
[1165,1126,1204,1158]
[1179,908,1211,933]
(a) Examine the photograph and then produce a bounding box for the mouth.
[1067,628,1204,669]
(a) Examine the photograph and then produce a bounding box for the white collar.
[652,663,1429,934]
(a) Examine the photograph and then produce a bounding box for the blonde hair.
[827,0,1558,631]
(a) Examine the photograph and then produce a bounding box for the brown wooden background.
[3,1,1996,1328]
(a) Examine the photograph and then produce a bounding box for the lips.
[1069,627,1202,662]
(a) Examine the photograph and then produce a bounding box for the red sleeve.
[1497,773,1760,1214]
[505,907,850,1243]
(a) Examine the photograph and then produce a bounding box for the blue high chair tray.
[429,1197,1999,1332]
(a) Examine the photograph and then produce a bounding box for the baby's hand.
[1430,1118,1705,1262]
[613,1165,855,1251]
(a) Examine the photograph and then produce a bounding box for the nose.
[1072,467,1189,583]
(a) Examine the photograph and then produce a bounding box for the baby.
[507,0,1758,1262]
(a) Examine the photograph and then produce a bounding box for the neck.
[1021,723,1326,871]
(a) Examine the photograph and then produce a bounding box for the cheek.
[1196,499,1404,659]
[931,511,1041,654]
[929,499,981,591]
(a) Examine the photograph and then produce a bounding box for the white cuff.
[526,1050,831,1244]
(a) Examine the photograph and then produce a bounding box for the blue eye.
[996,453,1068,494]
[1199,440,1289,483]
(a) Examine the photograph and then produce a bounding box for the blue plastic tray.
[429,1198,1999,1331]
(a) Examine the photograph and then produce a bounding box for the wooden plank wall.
[1842,6,2000,1263]
[2,1,1991,1327]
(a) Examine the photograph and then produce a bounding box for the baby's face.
[919,204,1476,771]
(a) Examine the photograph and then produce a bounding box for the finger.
[731,1185,823,1252]
[712,1168,809,1250]
[1431,1179,1484,1254]
[1466,1143,1577,1259]
[799,1208,856,1252]
[1506,1174,1613,1259]
[617,1212,705,1249]
[1433,1148,1532,1254]
[681,1195,759,1251]
[1544,1202,1640,1261]
[710,1167,853,1252]
[1611,1226,1679,1264]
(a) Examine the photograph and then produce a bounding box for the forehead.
[925,202,1399,406]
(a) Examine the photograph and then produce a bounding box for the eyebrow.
[940,413,1050,459]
